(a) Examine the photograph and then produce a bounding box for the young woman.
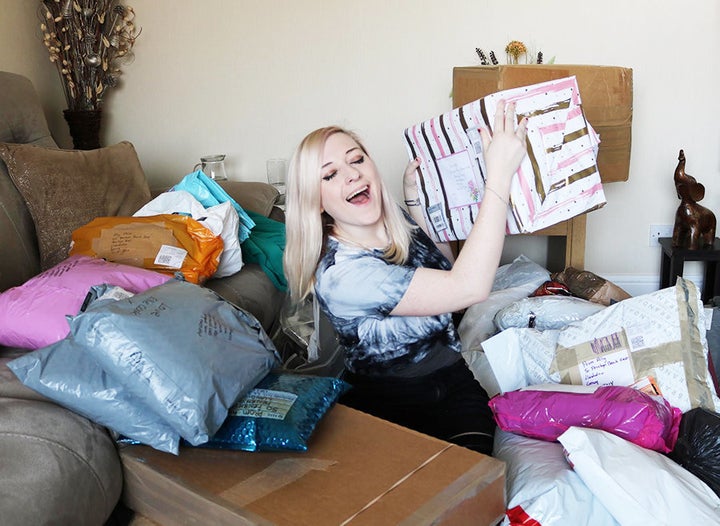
[283,101,527,455]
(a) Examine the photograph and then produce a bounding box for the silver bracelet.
[484,186,509,206]
[404,198,421,207]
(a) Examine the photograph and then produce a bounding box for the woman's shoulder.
[317,238,413,289]
[319,238,386,275]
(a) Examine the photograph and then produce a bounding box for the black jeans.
[340,359,496,455]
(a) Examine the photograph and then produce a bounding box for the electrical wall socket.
[649,224,673,246]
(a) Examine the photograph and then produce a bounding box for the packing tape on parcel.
[218,457,336,506]
[339,444,454,525]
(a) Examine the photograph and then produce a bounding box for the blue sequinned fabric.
[197,372,349,452]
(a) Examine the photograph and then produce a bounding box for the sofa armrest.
[218,181,280,218]
[150,181,282,219]
[0,72,57,147]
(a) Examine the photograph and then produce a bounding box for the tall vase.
[63,109,102,150]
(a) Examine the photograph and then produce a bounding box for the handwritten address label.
[109,231,153,255]
[578,350,635,387]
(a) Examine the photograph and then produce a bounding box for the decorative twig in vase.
[39,0,140,149]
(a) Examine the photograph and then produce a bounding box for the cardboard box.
[121,404,506,526]
[453,65,633,183]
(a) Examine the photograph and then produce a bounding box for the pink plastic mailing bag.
[403,76,606,242]
[0,255,171,349]
[489,385,682,453]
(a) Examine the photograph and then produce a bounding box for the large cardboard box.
[121,404,506,526]
[453,65,633,183]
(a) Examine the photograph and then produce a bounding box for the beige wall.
[2,0,719,282]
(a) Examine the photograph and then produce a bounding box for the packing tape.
[339,444,454,525]
[676,278,715,408]
[218,457,336,507]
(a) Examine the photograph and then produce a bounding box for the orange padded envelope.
[70,214,224,284]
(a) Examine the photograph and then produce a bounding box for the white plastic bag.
[134,190,243,278]
[494,295,606,331]
[558,427,720,525]
[494,429,618,526]
[458,255,550,351]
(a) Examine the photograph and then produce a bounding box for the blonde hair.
[283,126,415,303]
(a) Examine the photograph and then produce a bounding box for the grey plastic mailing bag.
[71,279,279,445]
[8,331,181,454]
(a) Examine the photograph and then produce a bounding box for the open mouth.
[346,185,370,204]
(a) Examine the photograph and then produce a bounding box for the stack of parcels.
[471,276,720,524]
[403,76,606,242]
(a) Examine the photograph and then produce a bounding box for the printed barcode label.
[231,389,297,420]
[154,245,187,269]
[427,203,447,232]
[466,128,483,156]
[98,286,134,302]
[624,325,646,351]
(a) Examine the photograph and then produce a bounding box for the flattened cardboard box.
[453,65,633,184]
[121,404,506,526]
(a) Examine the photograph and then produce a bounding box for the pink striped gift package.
[403,76,606,242]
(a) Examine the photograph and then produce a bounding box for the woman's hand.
[401,155,455,262]
[403,157,421,196]
[479,100,528,190]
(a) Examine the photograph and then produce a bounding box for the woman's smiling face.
[319,132,385,239]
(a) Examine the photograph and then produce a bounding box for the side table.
[659,237,720,303]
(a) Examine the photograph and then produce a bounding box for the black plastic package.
[669,407,720,496]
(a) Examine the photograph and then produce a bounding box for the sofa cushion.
[0,347,49,402]
[0,159,40,291]
[0,397,123,526]
[0,72,56,147]
[0,141,151,270]
[206,263,284,333]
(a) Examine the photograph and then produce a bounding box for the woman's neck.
[332,224,389,251]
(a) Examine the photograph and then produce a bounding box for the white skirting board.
[603,273,703,298]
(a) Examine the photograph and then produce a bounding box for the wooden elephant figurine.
[672,149,716,249]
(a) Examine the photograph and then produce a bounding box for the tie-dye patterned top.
[314,226,462,378]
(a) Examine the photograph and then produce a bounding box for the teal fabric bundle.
[242,210,286,292]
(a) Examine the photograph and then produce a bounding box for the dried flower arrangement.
[476,41,550,66]
[505,40,527,64]
[39,0,140,112]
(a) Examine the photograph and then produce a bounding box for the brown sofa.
[0,71,285,525]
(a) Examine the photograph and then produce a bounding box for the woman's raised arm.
[393,100,528,317]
